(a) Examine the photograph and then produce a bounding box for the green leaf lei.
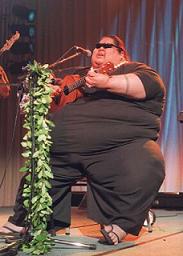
[19,61,55,255]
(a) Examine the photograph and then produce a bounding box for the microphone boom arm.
[49,52,81,69]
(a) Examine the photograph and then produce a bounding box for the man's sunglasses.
[95,43,122,51]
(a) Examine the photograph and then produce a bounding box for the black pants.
[9,139,165,235]
[8,175,27,226]
[49,138,165,235]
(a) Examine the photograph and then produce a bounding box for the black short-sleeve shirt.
[51,62,166,154]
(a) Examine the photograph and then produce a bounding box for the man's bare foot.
[0,221,25,235]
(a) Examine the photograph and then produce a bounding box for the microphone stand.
[0,76,97,253]
[0,82,21,86]
[49,52,81,68]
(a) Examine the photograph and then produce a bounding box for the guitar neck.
[0,31,20,57]
[63,76,86,95]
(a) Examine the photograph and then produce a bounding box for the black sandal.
[100,225,120,245]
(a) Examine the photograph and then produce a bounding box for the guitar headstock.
[99,62,115,75]
[0,31,20,54]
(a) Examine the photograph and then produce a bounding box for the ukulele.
[0,31,20,56]
[50,62,115,112]
[63,62,115,95]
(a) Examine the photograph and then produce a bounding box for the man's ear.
[120,51,125,61]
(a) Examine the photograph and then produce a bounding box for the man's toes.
[110,233,118,244]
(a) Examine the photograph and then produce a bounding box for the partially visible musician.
[0,65,10,97]
[0,32,20,98]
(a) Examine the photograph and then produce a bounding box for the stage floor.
[0,207,183,255]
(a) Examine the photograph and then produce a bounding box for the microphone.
[74,46,92,57]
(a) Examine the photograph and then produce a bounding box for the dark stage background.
[0,0,183,206]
